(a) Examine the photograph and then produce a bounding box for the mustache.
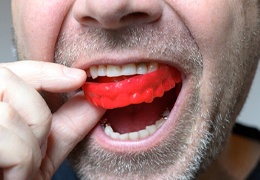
[54,25,203,72]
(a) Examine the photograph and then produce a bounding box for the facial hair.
[54,20,259,179]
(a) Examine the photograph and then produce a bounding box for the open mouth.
[82,62,182,142]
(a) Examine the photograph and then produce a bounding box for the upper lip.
[73,56,191,77]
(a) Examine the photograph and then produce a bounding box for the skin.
[0,0,259,179]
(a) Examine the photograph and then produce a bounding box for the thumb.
[38,92,105,179]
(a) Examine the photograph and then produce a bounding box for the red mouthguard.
[82,65,181,109]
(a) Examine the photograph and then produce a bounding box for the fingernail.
[64,67,86,79]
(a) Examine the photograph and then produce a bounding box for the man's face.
[12,0,260,179]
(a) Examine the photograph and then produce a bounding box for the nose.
[73,0,162,29]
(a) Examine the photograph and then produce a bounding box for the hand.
[0,61,105,179]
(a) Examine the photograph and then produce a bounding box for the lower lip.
[89,78,189,153]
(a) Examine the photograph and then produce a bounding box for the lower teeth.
[102,109,170,141]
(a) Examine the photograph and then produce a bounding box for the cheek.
[167,0,247,82]
[168,0,235,55]
[166,1,244,106]
[12,0,74,61]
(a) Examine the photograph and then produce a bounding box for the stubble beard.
[53,24,234,180]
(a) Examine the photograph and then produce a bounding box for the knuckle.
[0,67,18,100]
[0,68,10,92]
[19,146,36,176]
[18,140,34,163]
[0,67,16,85]
[9,141,35,169]
[18,143,42,172]
[31,109,52,144]
[20,145,34,165]
[0,103,18,122]
[0,66,14,78]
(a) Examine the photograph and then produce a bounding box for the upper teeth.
[89,62,159,79]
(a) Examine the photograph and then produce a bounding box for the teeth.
[90,66,98,79]
[155,119,165,128]
[107,65,121,77]
[98,65,106,76]
[129,132,139,140]
[119,133,129,140]
[136,63,148,75]
[111,132,120,139]
[121,63,136,76]
[104,126,113,135]
[89,62,158,79]
[104,118,166,141]
[146,125,157,135]
[161,109,170,120]
[139,129,150,139]
[148,62,159,73]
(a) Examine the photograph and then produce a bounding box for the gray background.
[1,1,259,128]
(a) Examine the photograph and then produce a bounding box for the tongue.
[103,89,176,134]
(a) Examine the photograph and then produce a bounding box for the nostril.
[81,16,97,24]
[120,12,150,24]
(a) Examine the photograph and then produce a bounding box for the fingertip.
[63,67,87,82]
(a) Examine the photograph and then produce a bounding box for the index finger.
[0,60,86,92]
